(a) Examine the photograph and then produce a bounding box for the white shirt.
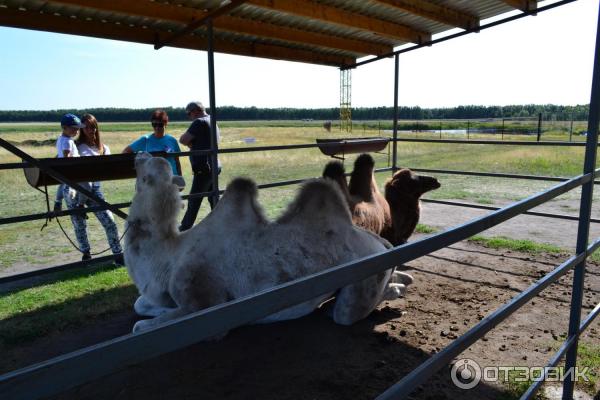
[77,143,111,156]
[56,135,79,158]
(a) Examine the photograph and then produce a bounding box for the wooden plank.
[371,0,479,30]
[49,0,390,55]
[501,0,538,12]
[217,16,393,56]
[155,0,248,49]
[0,8,355,67]
[247,0,431,43]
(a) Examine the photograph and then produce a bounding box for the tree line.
[0,104,590,122]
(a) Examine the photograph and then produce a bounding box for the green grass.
[574,341,600,393]
[414,224,438,234]
[469,236,564,254]
[498,372,544,400]
[470,235,600,265]
[0,265,136,346]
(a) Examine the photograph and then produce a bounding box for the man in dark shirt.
[179,101,221,231]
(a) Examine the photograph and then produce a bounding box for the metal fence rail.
[0,2,597,398]
[0,167,593,399]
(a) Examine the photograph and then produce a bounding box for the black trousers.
[179,168,221,231]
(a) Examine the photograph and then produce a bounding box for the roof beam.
[218,16,392,56]
[155,0,248,49]
[0,8,354,67]
[48,0,391,55]
[501,0,538,12]
[370,0,479,30]
[247,0,431,43]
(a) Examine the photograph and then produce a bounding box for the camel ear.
[172,175,186,191]
[134,152,152,169]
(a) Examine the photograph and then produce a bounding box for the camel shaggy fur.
[323,153,440,246]
[322,154,391,234]
[125,152,411,334]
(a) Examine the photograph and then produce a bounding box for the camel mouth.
[421,176,441,192]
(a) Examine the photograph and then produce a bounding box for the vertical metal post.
[207,19,220,206]
[563,6,600,399]
[537,112,542,141]
[570,112,574,142]
[502,118,505,140]
[392,54,399,172]
[439,120,442,139]
[467,120,470,139]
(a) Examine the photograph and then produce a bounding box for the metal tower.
[340,69,352,132]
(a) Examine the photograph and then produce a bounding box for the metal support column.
[562,5,600,399]
[207,19,220,206]
[392,54,399,172]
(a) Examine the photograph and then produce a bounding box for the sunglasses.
[151,122,165,128]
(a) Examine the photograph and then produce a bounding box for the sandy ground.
[420,199,600,251]
[2,236,599,400]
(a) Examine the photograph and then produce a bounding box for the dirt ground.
[419,199,600,251]
[3,235,599,400]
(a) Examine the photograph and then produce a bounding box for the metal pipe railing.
[0,167,590,400]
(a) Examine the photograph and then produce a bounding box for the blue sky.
[0,0,598,110]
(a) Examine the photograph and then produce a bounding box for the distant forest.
[0,104,590,122]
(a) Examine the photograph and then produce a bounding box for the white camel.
[125,153,412,334]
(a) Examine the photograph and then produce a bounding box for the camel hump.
[354,153,375,170]
[277,179,352,224]
[322,161,345,180]
[226,177,258,198]
[209,177,267,226]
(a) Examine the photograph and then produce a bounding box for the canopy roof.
[0,0,539,67]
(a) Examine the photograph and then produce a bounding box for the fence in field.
[345,114,589,142]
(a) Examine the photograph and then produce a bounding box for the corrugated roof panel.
[231,3,403,47]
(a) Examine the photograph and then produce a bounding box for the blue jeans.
[179,168,221,231]
[64,183,122,254]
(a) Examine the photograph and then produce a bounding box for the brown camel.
[323,153,440,246]
[381,168,440,246]
[322,154,390,234]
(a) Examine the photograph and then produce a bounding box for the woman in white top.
[73,113,123,264]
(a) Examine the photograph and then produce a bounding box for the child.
[55,113,96,261]
[53,113,83,212]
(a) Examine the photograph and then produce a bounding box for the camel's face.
[386,169,441,199]
[134,153,185,194]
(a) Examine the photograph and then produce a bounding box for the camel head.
[129,152,185,234]
[385,168,440,202]
[382,168,440,246]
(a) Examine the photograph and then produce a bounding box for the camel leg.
[132,307,191,333]
[256,293,334,324]
[382,283,406,300]
[332,269,393,326]
[132,307,230,340]
[391,270,414,286]
[133,295,177,317]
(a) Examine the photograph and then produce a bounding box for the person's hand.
[75,203,89,219]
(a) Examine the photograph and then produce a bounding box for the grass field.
[0,120,596,271]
